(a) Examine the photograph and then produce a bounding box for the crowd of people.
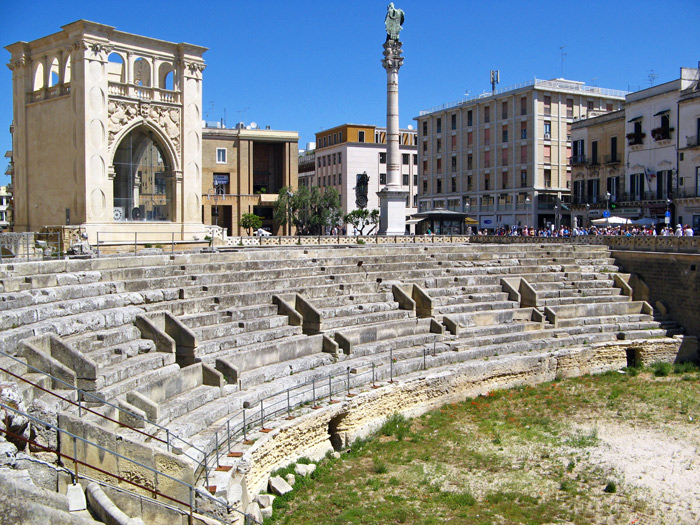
[472,223,696,237]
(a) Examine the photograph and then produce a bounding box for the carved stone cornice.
[7,57,27,71]
[382,40,404,74]
[107,99,181,158]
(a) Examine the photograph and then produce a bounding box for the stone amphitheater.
[0,239,696,524]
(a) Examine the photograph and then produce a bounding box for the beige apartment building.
[6,20,207,242]
[201,125,299,236]
[570,110,626,226]
[301,124,418,234]
[416,79,626,231]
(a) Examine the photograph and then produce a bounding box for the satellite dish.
[407,124,413,130]
[249,122,258,129]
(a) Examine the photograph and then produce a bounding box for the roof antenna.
[490,70,499,95]
[648,70,658,86]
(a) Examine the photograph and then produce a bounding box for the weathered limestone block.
[268,476,293,496]
[0,382,30,449]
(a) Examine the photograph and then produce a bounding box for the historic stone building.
[570,110,626,226]
[201,125,299,236]
[5,20,207,242]
[416,79,626,231]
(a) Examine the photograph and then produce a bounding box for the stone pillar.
[377,39,408,235]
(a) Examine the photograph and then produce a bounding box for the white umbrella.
[630,217,658,226]
[591,216,631,226]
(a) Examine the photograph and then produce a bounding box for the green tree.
[344,208,380,235]
[273,186,342,235]
[240,213,262,236]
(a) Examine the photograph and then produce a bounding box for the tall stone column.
[377,38,408,235]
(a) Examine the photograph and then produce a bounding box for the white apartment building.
[416,78,626,231]
[300,124,418,234]
[676,67,700,230]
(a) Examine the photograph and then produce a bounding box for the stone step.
[352,332,444,358]
[157,384,224,426]
[435,300,518,315]
[541,294,630,306]
[87,337,157,368]
[318,300,399,319]
[193,314,290,341]
[196,325,303,359]
[432,291,510,306]
[309,291,394,309]
[65,324,144,355]
[320,308,415,331]
[98,355,178,401]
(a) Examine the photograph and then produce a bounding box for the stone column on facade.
[377,38,408,235]
[6,54,29,231]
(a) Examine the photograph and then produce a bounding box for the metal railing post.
[390,349,394,383]
[134,232,138,255]
[423,347,427,370]
[96,232,100,257]
[372,363,376,387]
[26,233,30,262]
[166,429,170,453]
[171,232,175,255]
[242,409,247,442]
[226,420,231,454]
[287,388,291,418]
[328,374,333,402]
[77,389,82,417]
[214,431,220,467]
[346,367,351,396]
[260,399,265,429]
[312,378,316,406]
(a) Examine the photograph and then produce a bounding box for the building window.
[610,136,618,162]
[380,152,387,164]
[358,130,365,143]
[520,96,527,115]
[317,158,321,168]
[451,135,457,150]
[502,148,508,166]
[484,174,490,190]
[339,132,343,142]
[333,133,337,145]
[652,113,673,141]
[451,156,457,172]
[628,120,644,145]
[216,148,227,164]
[502,173,508,189]
[423,179,427,193]
[630,173,644,200]
[543,145,551,164]
[403,173,409,185]
[606,103,613,112]
[468,132,473,146]
[437,139,442,152]
[520,145,527,163]
[467,110,473,127]
[544,121,551,138]
[484,151,491,168]
[544,95,552,115]
[467,175,473,191]
[338,152,342,164]
[422,121,427,135]
[333,153,336,165]
[607,175,620,200]
[502,101,508,120]
[380,173,386,184]
[451,178,457,192]
[451,114,457,130]
[520,122,527,139]
[591,141,598,165]
[566,99,574,118]
[520,170,527,187]
[423,141,428,153]
[402,153,409,165]
[436,158,442,173]
[322,156,326,167]
[436,178,442,193]
[544,169,552,188]
[587,100,594,111]
[413,154,418,165]
[502,126,508,143]
[414,174,418,185]
[484,106,490,123]
[436,118,442,134]
[467,154,473,170]
[339,173,342,185]
[484,128,490,146]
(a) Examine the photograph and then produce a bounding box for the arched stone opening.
[158,62,174,91]
[33,62,44,91]
[107,52,125,84]
[48,58,60,87]
[112,127,175,222]
[328,412,349,451]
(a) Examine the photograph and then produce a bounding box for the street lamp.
[207,188,220,227]
[585,203,590,228]
[605,191,611,216]
[665,198,672,228]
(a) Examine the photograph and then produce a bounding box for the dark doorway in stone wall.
[626,348,642,368]
[328,413,347,451]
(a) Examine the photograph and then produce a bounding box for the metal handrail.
[0,348,210,486]
[0,401,259,524]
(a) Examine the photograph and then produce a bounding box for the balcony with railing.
[570,155,587,166]
[685,135,699,148]
[651,126,673,141]
[108,82,180,104]
[28,83,71,103]
[604,154,621,165]
[626,132,645,146]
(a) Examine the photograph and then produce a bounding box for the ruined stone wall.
[612,251,700,338]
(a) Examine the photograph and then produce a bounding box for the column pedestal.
[377,187,409,235]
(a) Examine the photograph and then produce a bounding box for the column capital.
[381,40,404,74]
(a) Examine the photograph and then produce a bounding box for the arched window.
[33,62,44,91]
[158,62,174,91]
[63,55,71,83]
[107,53,125,84]
[49,58,60,87]
[112,127,174,222]
[133,57,151,87]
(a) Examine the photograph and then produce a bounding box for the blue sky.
[2,0,699,186]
